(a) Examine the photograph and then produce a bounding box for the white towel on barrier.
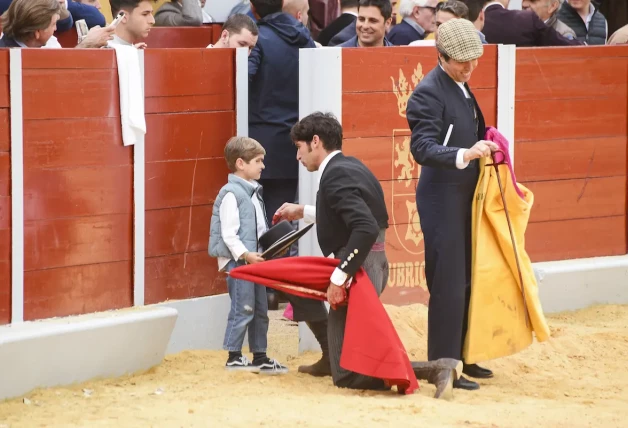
[112,45,146,146]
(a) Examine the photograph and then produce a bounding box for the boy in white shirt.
[208,137,288,375]
[108,0,156,48]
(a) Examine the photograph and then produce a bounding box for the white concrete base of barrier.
[0,306,177,401]
[156,294,231,355]
[535,254,628,313]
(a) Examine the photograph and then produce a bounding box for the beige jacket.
[547,14,577,41]
[154,0,203,27]
[608,24,628,45]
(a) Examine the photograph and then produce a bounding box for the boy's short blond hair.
[224,136,266,172]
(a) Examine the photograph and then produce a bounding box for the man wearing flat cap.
[406,18,499,391]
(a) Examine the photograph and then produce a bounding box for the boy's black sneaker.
[252,357,289,375]
[225,355,259,372]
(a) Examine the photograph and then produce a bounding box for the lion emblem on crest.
[390,62,425,255]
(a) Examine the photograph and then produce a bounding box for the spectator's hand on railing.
[76,25,115,49]
[134,43,148,49]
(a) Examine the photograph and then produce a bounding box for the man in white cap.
[405,18,499,391]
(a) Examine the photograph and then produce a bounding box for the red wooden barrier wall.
[340,46,498,305]
[21,50,133,320]
[514,47,628,261]
[143,48,233,304]
[3,48,235,322]
[0,51,9,324]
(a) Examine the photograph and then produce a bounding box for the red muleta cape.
[230,256,419,395]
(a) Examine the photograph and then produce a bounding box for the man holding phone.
[108,0,156,48]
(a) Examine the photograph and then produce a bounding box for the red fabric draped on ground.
[230,257,419,395]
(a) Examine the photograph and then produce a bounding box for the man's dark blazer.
[407,66,485,174]
[387,19,424,45]
[316,153,388,277]
[328,21,356,46]
[483,3,582,46]
[317,12,356,46]
[0,36,21,48]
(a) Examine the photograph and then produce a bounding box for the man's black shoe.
[463,363,494,379]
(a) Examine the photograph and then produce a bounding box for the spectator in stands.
[0,0,113,47]
[558,0,607,44]
[408,0,469,45]
[435,0,469,27]
[248,0,315,237]
[317,0,358,46]
[387,0,439,45]
[108,0,155,48]
[283,0,310,27]
[482,0,582,46]
[329,0,398,46]
[459,0,487,42]
[522,0,577,40]
[208,13,258,54]
[68,0,107,28]
[0,0,73,32]
[608,23,628,44]
[283,0,324,46]
[329,0,397,45]
[339,0,394,46]
[154,0,202,27]
[0,0,61,47]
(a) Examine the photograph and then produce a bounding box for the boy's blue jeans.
[223,260,269,353]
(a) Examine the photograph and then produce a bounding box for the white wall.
[205,0,243,22]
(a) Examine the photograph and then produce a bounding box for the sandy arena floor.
[1,303,627,428]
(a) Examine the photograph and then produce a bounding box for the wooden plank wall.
[0,51,10,324]
[514,47,628,261]
[341,46,498,305]
[143,49,234,304]
[21,50,134,320]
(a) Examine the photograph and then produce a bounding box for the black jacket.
[0,36,21,48]
[406,65,485,180]
[387,20,425,46]
[317,13,356,46]
[316,153,388,277]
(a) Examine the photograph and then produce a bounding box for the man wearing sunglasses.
[387,0,439,45]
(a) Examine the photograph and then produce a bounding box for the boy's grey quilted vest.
[209,174,260,259]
